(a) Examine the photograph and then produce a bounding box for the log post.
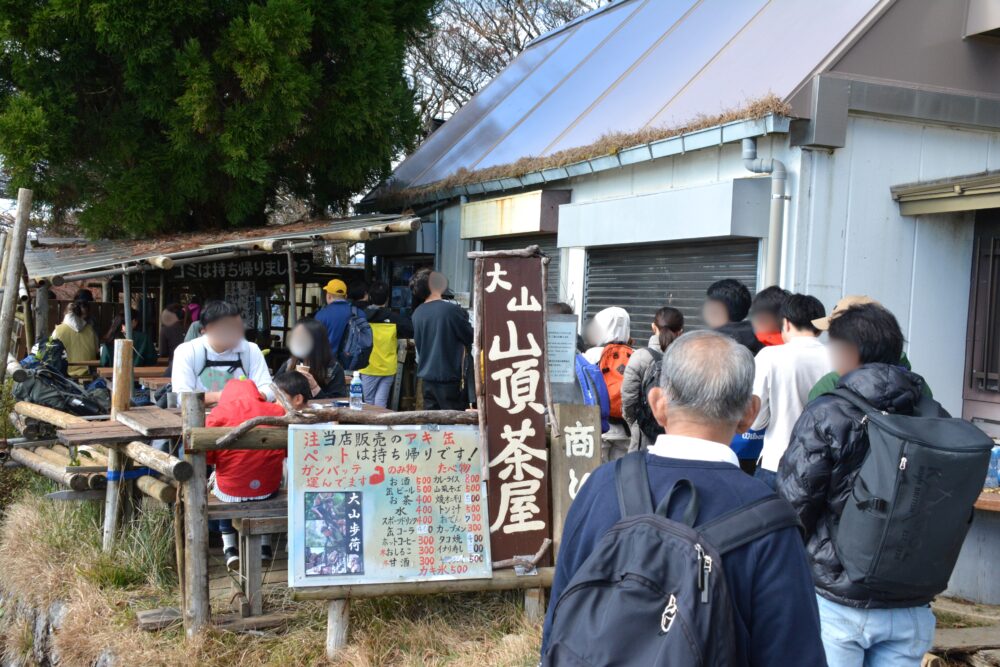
[13,402,88,428]
[121,441,193,482]
[326,600,350,659]
[181,391,209,638]
[103,338,133,552]
[21,272,34,348]
[34,279,49,342]
[0,230,8,293]
[524,588,546,623]
[286,249,297,328]
[9,448,90,491]
[122,270,133,341]
[0,189,32,382]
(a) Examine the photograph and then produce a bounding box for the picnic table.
[97,366,169,380]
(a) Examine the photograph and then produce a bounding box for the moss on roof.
[374,94,792,209]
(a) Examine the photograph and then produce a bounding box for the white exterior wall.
[789,115,1000,416]
[556,134,801,314]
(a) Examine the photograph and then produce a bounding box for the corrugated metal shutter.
[482,234,561,305]
[585,240,759,342]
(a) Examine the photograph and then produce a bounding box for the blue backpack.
[575,353,610,433]
[339,306,374,371]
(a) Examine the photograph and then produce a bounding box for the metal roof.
[23,213,419,281]
[892,170,1000,215]
[387,0,885,190]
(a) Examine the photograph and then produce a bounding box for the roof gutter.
[368,114,791,211]
[742,137,788,287]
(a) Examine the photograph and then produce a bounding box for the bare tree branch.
[407,0,605,133]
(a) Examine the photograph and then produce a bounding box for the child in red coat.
[207,372,310,569]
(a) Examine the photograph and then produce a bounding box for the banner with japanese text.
[477,254,551,563]
[287,424,492,587]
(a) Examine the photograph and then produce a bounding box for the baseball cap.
[811,295,878,331]
[323,279,347,296]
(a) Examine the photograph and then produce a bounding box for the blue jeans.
[817,595,935,667]
[754,466,778,491]
[361,374,394,408]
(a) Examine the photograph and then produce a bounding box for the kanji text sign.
[549,404,602,557]
[288,424,492,587]
[478,255,551,563]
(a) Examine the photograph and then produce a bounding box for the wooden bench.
[207,492,288,617]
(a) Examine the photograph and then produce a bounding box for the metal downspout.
[742,138,787,287]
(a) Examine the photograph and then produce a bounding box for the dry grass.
[375,94,791,208]
[0,494,542,666]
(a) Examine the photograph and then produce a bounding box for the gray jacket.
[621,336,662,453]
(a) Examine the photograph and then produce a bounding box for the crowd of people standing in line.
[544,278,958,667]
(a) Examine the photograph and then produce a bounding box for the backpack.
[339,306,374,371]
[12,367,109,416]
[21,337,69,376]
[599,343,633,419]
[544,453,801,666]
[830,388,993,599]
[575,353,610,433]
[362,307,399,377]
[635,349,665,443]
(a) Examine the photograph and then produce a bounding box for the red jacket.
[206,378,286,498]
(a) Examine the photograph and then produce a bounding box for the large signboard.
[287,424,492,587]
[477,254,551,563]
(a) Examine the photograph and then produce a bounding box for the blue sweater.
[543,454,827,666]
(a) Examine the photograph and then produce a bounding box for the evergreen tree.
[0,0,434,237]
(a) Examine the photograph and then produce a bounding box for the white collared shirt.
[647,434,740,467]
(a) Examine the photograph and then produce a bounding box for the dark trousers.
[754,466,778,491]
[422,380,466,410]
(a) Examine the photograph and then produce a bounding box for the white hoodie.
[583,307,631,364]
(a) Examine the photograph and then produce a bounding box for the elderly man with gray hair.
[542,331,825,665]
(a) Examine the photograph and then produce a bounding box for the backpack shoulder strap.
[697,495,802,555]
[830,388,879,416]
[615,452,654,518]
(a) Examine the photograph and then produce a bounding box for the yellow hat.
[812,295,878,331]
[323,278,347,296]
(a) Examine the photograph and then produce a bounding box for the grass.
[933,608,993,629]
[0,493,543,666]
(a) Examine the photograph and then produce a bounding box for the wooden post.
[102,279,111,303]
[34,279,49,342]
[141,269,148,333]
[286,250,297,328]
[158,271,167,324]
[181,392,209,638]
[524,588,546,623]
[103,338,134,552]
[0,189,32,383]
[174,489,186,606]
[0,229,9,293]
[122,270,133,341]
[21,272,34,348]
[326,600,350,659]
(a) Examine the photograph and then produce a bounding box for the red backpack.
[598,343,633,419]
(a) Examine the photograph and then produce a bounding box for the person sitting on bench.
[207,372,309,569]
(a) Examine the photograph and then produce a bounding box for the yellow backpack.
[362,321,398,376]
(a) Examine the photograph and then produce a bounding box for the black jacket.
[365,306,414,339]
[714,320,763,356]
[777,363,931,608]
[412,300,473,383]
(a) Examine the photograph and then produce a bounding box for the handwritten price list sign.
[287,424,492,587]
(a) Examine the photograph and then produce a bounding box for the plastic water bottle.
[986,445,1000,489]
[349,371,363,410]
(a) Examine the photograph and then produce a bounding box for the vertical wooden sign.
[473,250,551,564]
[549,404,602,558]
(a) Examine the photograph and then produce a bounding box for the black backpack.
[543,453,801,666]
[12,367,108,416]
[635,350,665,444]
[831,388,993,599]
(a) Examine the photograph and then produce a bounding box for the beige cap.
[812,295,878,331]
